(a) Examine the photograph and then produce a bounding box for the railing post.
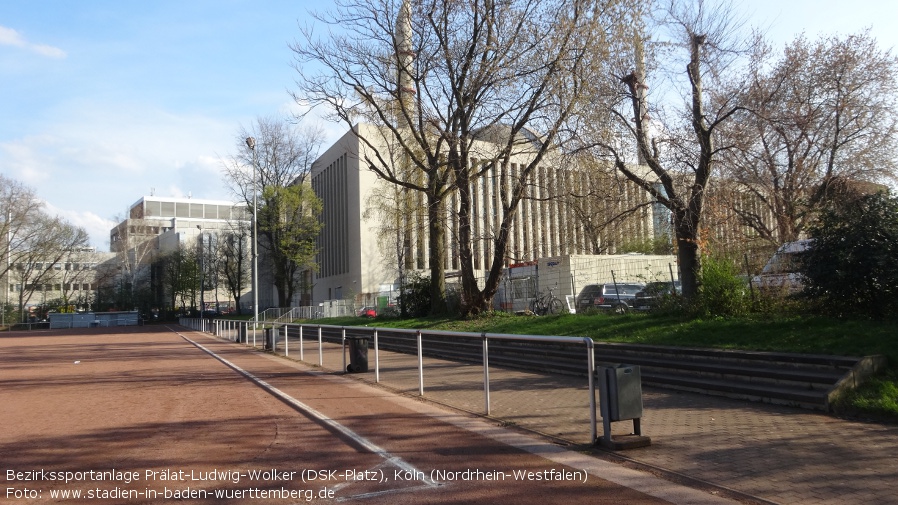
[586,338,597,443]
[417,330,424,396]
[317,326,323,367]
[299,325,304,361]
[284,324,289,356]
[341,327,347,373]
[374,328,380,383]
[482,333,491,416]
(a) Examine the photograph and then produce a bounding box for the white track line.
[174,330,439,491]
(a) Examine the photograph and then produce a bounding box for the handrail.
[180,318,598,443]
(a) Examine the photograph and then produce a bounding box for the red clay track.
[0,326,728,504]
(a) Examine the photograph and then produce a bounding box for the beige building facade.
[308,124,668,306]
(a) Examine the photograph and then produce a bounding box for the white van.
[751,239,814,295]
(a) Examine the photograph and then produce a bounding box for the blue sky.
[2,0,897,249]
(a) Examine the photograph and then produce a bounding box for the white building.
[109,196,258,312]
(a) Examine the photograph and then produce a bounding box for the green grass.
[307,311,898,421]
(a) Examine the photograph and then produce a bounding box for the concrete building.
[109,196,257,313]
[4,247,117,319]
[308,123,667,307]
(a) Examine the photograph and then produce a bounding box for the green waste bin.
[346,335,370,373]
[599,364,643,421]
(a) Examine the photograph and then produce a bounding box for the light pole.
[245,137,260,338]
[196,225,205,331]
[3,211,9,329]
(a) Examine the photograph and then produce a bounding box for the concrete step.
[302,327,883,412]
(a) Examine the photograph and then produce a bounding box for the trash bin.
[596,364,650,450]
[345,335,370,373]
[599,364,643,421]
[263,328,277,351]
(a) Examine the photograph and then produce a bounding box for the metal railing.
[5,321,51,331]
[180,317,598,442]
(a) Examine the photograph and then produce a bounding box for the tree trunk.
[427,192,448,315]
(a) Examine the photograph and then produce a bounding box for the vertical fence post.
[586,338,597,443]
[317,326,323,367]
[374,328,380,383]
[284,324,289,356]
[482,333,491,416]
[341,327,347,373]
[417,330,424,396]
[299,325,304,361]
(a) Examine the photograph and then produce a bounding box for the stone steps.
[308,327,886,411]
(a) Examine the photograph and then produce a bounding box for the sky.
[2,1,897,250]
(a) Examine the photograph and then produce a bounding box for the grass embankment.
[312,311,898,421]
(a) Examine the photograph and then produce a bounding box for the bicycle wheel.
[548,298,564,315]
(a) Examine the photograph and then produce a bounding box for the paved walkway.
[232,328,898,505]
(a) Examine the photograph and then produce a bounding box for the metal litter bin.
[263,328,277,351]
[599,364,643,421]
[345,335,370,373]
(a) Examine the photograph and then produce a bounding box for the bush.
[397,272,432,318]
[802,192,898,319]
[695,255,750,318]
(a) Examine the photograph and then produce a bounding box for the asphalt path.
[1,326,739,504]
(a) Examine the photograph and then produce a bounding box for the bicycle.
[529,286,565,315]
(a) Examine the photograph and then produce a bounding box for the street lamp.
[196,225,205,331]
[245,137,260,340]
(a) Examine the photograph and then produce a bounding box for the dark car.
[576,282,645,313]
[633,281,681,310]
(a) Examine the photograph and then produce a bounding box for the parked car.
[357,306,377,318]
[576,282,645,313]
[633,281,681,310]
[751,239,813,295]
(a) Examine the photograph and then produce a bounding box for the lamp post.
[245,137,260,337]
[3,211,9,329]
[196,225,205,331]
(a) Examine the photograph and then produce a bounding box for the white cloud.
[40,201,117,252]
[0,25,66,58]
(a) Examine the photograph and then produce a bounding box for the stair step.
[305,327,870,411]
[642,371,828,408]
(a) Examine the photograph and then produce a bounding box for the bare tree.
[218,220,251,315]
[159,247,199,314]
[221,116,325,308]
[363,178,422,315]
[720,30,898,245]
[0,175,47,283]
[1,175,90,319]
[580,0,752,298]
[8,215,89,318]
[57,248,98,310]
[109,215,158,311]
[293,0,625,314]
[292,0,455,313]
